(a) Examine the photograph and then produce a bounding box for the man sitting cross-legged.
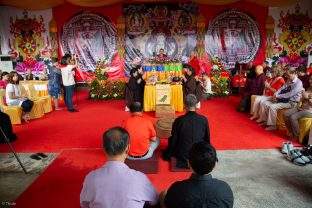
[162,94,210,168]
[160,141,234,208]
[122,102,160,160]
[80,127,159,208]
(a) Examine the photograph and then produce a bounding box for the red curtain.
[199,1,268,66]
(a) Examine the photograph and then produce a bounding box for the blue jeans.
[64,85,75,110]
[127,137,160,160]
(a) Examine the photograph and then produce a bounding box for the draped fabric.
[0,0,302,10]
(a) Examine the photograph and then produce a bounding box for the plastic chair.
[25,84,52,113]
[0,89,22,125]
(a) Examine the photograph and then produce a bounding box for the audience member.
[0,111,17,143]
[284,74,312,141]
[122,102,159,160]
[25,68,38,80]
[262,61,270,76]
[257,67,303,131]
[80,127,159,208]
[200,72,212,100]
[61,54,78,112]
[0,72,9,89]
[246,61,256,79]
[48,58,62,110]
[162,94,210,168]
[6,71,34,122]
[237,65,266,113]
[128,67,144,104]
[161,142,234,208]
[297,66,309,90]
[250,66,285,120]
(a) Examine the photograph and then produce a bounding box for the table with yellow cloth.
[143,84,183,112]
[20,81,49,96]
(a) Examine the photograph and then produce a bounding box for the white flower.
[113,93,118,97]
[212,65,219,70]
[104,94,108,97]
[91,94,95,98]
[225,91,229,95]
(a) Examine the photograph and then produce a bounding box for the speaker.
[0,55,13,72]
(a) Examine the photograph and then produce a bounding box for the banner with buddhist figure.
[123,3,198,72]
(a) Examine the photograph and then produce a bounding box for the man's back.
[122,115,156,156]
[171,111,210,167]
[165,174,233,208]
[80,161,158,208]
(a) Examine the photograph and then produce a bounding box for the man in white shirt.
[61,54,78,112]
[200,72,212,100]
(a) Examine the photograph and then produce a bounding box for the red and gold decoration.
[10,10,45,59]
[272,4,312,66]
[49,18,58,58]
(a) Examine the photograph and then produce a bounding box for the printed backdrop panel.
[123,3,198,72]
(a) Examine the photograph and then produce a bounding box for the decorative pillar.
[116,15,126,58]
[196,14,206,59]
[265,15,275,59]
[49,19,58,58]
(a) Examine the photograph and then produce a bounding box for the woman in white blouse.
[6,71,33,122]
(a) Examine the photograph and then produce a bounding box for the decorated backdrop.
[123,3,198,72]
[268,0,312,66]
[0,7,52,75]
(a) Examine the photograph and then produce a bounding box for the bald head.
[255,65,264,75]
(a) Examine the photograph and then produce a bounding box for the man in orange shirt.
[122,102,159,160]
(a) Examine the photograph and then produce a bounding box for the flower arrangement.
[210,56,230,97]
[94,59,109,80]
[89,78,127,100]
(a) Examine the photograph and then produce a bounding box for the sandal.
[36,153,48,158]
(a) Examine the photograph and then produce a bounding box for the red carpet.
[15,149,192,208]
[0,90,292,152]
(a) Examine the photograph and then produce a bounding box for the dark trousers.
[0,112,17,143]
[64,85,75,110]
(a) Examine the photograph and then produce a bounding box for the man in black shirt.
[162,94,210,168]
[162,142,234,208]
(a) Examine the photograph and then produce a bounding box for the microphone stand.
[0,126,27,174]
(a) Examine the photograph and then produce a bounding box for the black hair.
[183,64,195,75]
[130,68,138,76]
[103,127,130,156]
[60,56,68,65]
[189,141,218,175]
[0,71,9,80]
[130,102,143,113]
[51,57,59,63]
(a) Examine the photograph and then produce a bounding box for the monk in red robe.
[188,51,200,76]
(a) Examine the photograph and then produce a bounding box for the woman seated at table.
[25,68,38,81]
[284,74,312,142]
[0,72,9,89]
[250,66,285,120]
[6,71,34,122]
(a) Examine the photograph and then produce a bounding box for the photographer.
[61,54,78,112]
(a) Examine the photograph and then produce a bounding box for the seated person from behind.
[162,94,210,168]
[80,127,159,208]
[200,72,212,100]
[122,102,160,160]
[162,141,234,208]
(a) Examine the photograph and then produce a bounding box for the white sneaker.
[256,119,264,123]
[281,142,293,154]
[250,116,257,120]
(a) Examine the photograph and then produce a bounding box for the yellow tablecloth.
[144,84,183,112]
[20,81,49,97]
